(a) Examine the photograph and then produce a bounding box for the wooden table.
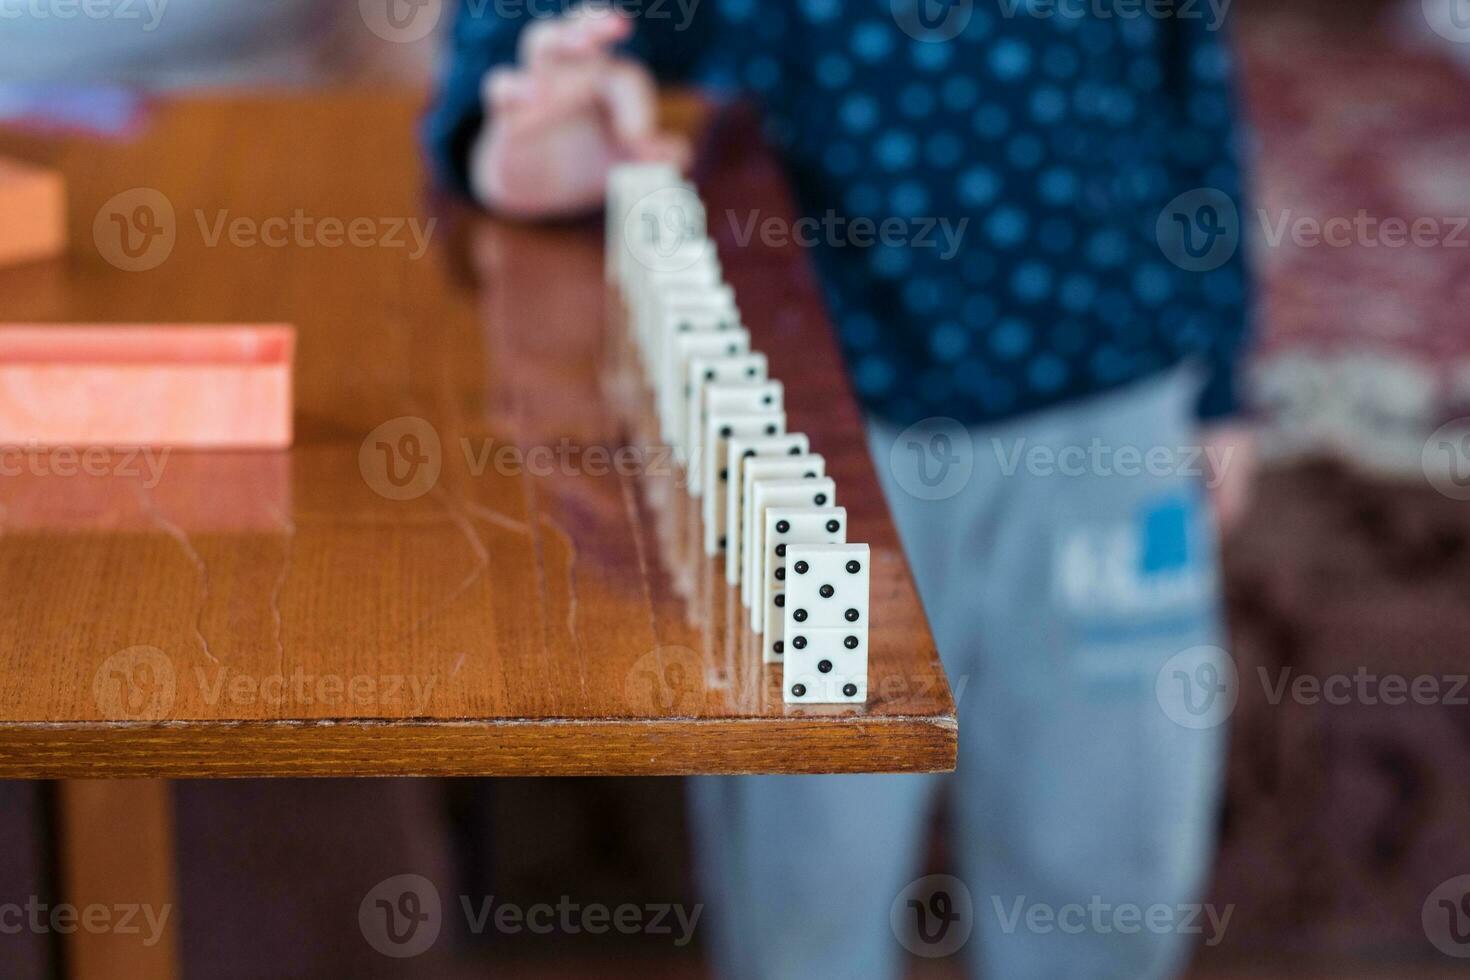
[0,93,956,977]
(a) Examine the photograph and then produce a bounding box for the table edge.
[0,715,958,778]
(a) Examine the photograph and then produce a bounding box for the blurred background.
[3,0,1470,976]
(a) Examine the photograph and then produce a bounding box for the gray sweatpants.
[689,368,1230,979]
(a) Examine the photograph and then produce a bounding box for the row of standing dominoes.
[607,164,869,704]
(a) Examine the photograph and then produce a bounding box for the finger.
[599,59,659,147]
[518,7,632,70]
[483,66,537,112]
[625,132,691,171]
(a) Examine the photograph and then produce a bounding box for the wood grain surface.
[0,94,956,776]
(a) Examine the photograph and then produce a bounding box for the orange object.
[0,324,295,448]
[0,157,66,267]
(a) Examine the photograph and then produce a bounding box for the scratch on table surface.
[618,473,662,647]
[538,511,581,666]
[134,483,219,664]
[461,499,532,538]
[266,501,297,677]
[396,491,491,641]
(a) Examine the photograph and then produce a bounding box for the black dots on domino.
[776,519,790,534]
[773,641,784,654]
[775,544,786,557]
[819,584,835,598]
[791,683,806,698]
[764,424,777,435]
[827,520,841,533]
[774,594,785,608]
[775,567,785,581]
[818,660,832,673]
[846,560,862,574]
[793,609,808,623]
[792,635,807,649]
[793,560,809,575]
[720,425,732,438]
[842,683,857,697]
[845,608,859,622]
[844,635,859,649]
[814,493,828,505]
[704,369,716,381]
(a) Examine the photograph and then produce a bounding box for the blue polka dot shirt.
[426,0,1252,426]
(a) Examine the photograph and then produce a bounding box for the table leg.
[56,780,180,980]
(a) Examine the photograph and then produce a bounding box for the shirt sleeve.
[422,2,719,199]
[1164,20,1255,423]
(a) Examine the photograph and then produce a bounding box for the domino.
[699,410,786,553]
[745,478,837,624]
[722,433,811,517]
[728,453,826,587]
[0,158,66,268]
[618,182,709,283]
[656,304,744,430]
[699,383,784,552]
[783,542,869,630]
[681,352,767,453]
[670,332,752,475]
[649,288,738,387]
[760,506,847,662]
[782,627,867,704]
[783,543,869,703]
[606,163,680,280]
[627,257,722,348]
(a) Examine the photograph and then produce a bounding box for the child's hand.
[469,7,688,218]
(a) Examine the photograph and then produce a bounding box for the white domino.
[760,506,847,663]
[723,433,811,552]
[671,332,752,476]
[646,287,735,387]
[700,408,786,553]
[682,353,768,454]
[745,478,837,626]
[782,543,870,704]
[782,627,868,704]
[729,453,825,587]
